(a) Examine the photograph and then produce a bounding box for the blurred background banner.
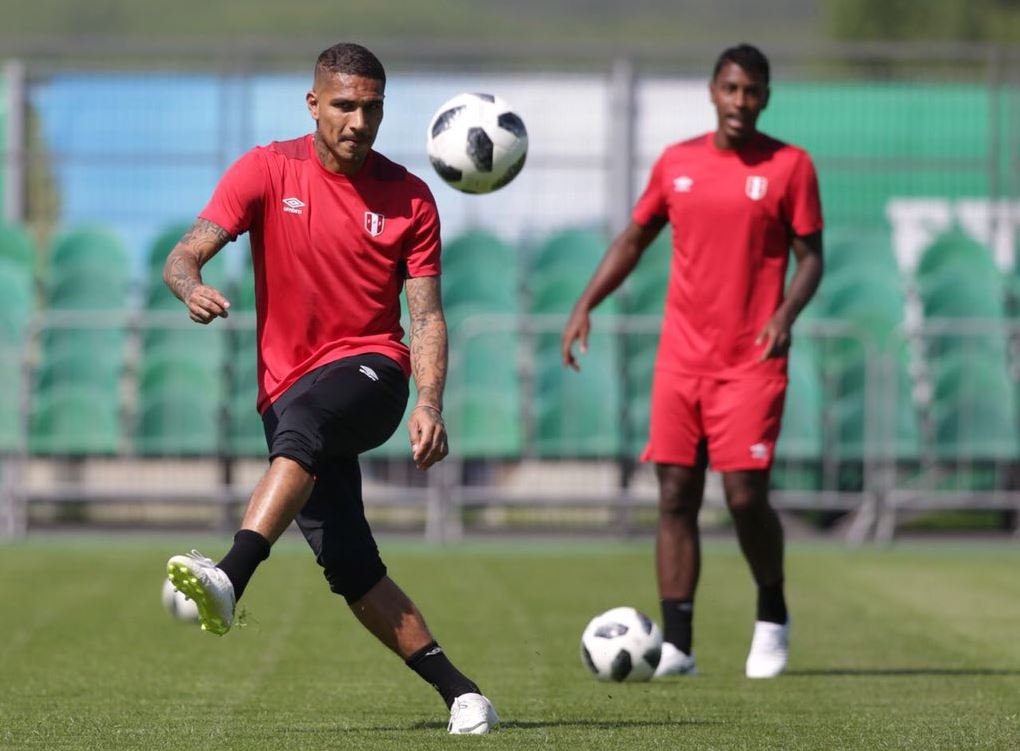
[1,1,1020,542]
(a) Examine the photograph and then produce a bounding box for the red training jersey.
[632,131,823,379]
[200,134,441,412]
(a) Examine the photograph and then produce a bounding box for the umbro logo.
[749,442,769,460]
[282,196,305,214]
[359,365,379,381]
[673,176,694,192]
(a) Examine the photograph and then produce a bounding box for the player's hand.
[408,404,448,470]
[185,284,231,324]
[561,307,592,371]
[755,313,792,360]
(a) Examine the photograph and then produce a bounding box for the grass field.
[2,535,1019,750]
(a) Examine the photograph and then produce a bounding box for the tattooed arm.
[163,218,232,324]
[404,274,449,470]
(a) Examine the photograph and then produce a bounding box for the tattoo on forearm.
[164,218,230,302]
[406,277,448,410]
[165,250,202,302]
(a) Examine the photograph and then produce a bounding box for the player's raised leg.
[167,456,311,635]
[653,461,704,677]
[722,469,789,678]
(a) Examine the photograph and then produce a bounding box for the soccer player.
[162,43,498,734]
[561,43,823,679]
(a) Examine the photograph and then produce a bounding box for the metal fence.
[2,41,1020,540]
[3,311,1020,541]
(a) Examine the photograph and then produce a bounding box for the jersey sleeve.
[783,150,824,237]
[631,153,668,227]
[404,188,442,277]
[198,148,266,237]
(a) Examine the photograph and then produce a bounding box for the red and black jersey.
[200,135,441,412]
[633,131,823,379]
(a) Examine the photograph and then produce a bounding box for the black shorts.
[261,353,409,602]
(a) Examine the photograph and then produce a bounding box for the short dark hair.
[712,43,770,86]
[315,43,386,85]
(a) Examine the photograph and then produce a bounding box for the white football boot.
[653,641,697,677]
[448,693,499,735]
[745,620,789,678]
[166,550,236,636]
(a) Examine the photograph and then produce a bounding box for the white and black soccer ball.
[580,606,662,682]
[161,578,199,622]
[426,92,528,194]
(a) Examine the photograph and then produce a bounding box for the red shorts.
[641,373,787,470]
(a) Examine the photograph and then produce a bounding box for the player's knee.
[724,481,769,518]
[657,463,705,517]
[658,477,702,518]
[320,549,387,604]
[269,404,325,472]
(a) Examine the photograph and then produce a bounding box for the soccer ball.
[426,92,528,194]
[161,578,199,622]
[580,606,662,682]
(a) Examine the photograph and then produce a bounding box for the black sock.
[406,641,480,709]
[216,529,271,601]
[757,580,788,624]
[661,599,694,655]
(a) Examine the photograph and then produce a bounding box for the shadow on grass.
[391,718,723,731]
[787,668,1020,677]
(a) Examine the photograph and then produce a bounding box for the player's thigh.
[642,373,704,466]
[702,378,786,471]
[262,353,409,472]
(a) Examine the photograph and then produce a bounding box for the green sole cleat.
[166,551,236,636]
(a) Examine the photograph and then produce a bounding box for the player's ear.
[306,90,319,120]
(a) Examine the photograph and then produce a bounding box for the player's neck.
[712,129,757,151]
[313,132,366,176]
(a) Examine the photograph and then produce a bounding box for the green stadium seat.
[823,225,899,281]
[228,391,265,457]
[441,229,517,285]
[623,232,671,315]
[775,347,823,461]
[620,333,658,456]
[41,326,125,362]
[533,334,621,457]
[446,322,522,458]
[916,228,998,282]
[36,349,122,393]
[49,226,128,278]
[0,222,36,273]
[135,388,219,456]
[29,388,120,455]
[929,357,1017,460]
[141,326,227,364]
[527,227,608,282]
[0,349,24,452]
[228,264,257,316]
[823,271,906,339]
[0,259,32,346]
[530,273,619,316]
[444,272,517,311]
[48,267,129,310]
[919,266,1005,319]
[446,391,522,458]
[138,358,223,402]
